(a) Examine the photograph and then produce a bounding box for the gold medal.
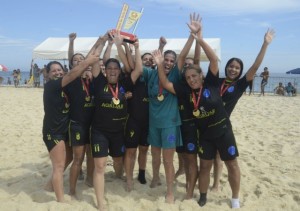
[85,96,90,102]
[193,109,200,117]
[157,94,164,101]
[112,97,120,105]
[65,103,70,108]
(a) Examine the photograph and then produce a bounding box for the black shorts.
[91,128,125,158]
[124,117,149,148]
[43,133,67,152]
[176,121,198,154]
[68,120,91,147]
[198,127,239,161]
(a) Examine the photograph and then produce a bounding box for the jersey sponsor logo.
[198,146,204,154]
[142,97,149,102]
[167,134,176,143]
[84,102,95,108]
[187,143,195,151]
[228,86,235,93]
[76,132,80,141]
[104,85,108,92]
[94,144,101,152]
[196,107,215,119]
[47,134,51,140]
[203,89,210,98]
[228,146,236,156]
[101,102,124,109]
[130,130,135,138]
[54,139,59,144]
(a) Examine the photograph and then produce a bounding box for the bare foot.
[210,185,219,192]
[165,194,175,204]
[85,177,93,187]
[150,179,162,188]
[44,180,53,192]
[126,181,134,192]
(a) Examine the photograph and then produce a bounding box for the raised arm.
[123,42,135,71]
[91,34,108,78]
[110,30,132,73]
[245,29,275,81]
[193,30,201,68]
[62,52,100,87]
[68,33,76,65]
[153,50,176,94]
[130,39,143,84]
[158,36,167,53]
[103,35,114,64]
[177,13,201,70]
[192,17,219,76]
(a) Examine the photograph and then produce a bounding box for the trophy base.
[110,29,137,43]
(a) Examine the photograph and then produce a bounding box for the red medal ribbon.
[192,87,202,111]
[158,82,163,96]
[220,79,234,96]
[108,83,119,100]
[81,77,90,97]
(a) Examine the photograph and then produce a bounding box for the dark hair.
[164,50,177,61]
[264,67,268,70]
[225,58,244,80]
[46,61,64,73]
[69,53,85,69]
[183,64,202,76]
[141,52,152,59]
[105,58,121,69]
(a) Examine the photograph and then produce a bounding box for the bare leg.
[49,141,67,202]
[224,159,240,203]
[150,146,162,188]
[162,148,175,204]
[211,151,223,192]
[124,148,137,191]
[69,145,85,197]
[185,153,198,199]
[112,156,124,178]
[198,159,213,207]
[175,152,185,179]
[137,145,149,184]
[85,144,94,187]
[93,157,107,211]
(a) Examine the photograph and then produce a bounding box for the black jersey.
[174,70,230,139]
[92,73,133,132]
[127,75,149,122]
[219,75,250,116]
[43,78,69,135]
[64,77,95,125]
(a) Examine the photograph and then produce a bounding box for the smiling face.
[71,53,85,68]
[225,58,243,81]
[185,66,203,90]
[163,52,176,74]
[105,60,121,84]
[142,53,153,67]
[47,63,64,80]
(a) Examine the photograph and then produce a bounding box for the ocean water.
[1,71,300,93]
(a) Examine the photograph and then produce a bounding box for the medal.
[193,109,200,117]
[112,97,120,105]
[157,94,164,101]
[85,96,90,102]
[81,77,91,102]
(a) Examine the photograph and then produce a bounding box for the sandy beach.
[0,86,299,211]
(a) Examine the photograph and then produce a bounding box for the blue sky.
[1,0,300,73]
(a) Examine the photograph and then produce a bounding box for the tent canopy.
[32,37,221,62]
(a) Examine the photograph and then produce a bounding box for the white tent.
[32,37,221,62]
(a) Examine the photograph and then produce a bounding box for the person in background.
[260,67,269,96]
[285,82,296,96]
[33,63,42,88]
[274,82,285,95]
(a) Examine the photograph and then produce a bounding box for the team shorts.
[148,125,182,149]
[261,79,268,86]
[125,117,149,148]
[91,128,125,158]
[198,127,239,161]
[68,120,91,147]
[43,133,67,152]
[176,121,198,154]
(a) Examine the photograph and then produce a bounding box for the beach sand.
[0,86,299,211]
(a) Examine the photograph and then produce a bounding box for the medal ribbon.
[81,77,90,97]
[108,83,119,100]
[158,82,163,96]
[192,87,202,111]
[220,79,234,96]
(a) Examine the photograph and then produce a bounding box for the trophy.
[110,4,143,43]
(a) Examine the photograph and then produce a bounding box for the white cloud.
[0,35,34,47]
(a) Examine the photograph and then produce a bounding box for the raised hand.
[152,49,164,65]
[264,28,275,44]
[187,12,201,34]
[109,30,124,46]
[69,33,76,42]
[159,36,167,48]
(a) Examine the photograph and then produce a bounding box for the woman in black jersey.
[212,29,275,192]
[153,17,241,208]
[90,31,142,211]
[42,50,99,202]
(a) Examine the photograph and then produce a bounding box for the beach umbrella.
[286,68,300,74]
[0,64,8,71]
